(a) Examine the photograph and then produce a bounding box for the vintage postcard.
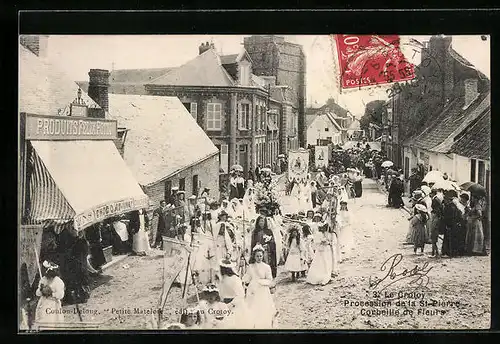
[18,33,490,331]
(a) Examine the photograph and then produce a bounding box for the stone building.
[243,35,307,149]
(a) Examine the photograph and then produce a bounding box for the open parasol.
[423,170,444,184]
[381,160,393,168]
[231,164,243,172]
[460,182,487,197]
[432,179,460,191]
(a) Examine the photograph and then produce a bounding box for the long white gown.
[242,262,276,329]
[300,183,313,212]
[337,209,354,253]
[306,231,333,285]
[267,217,284,266]
[289,183,301,214]
[133,212,150,254]
[35,276,65,329]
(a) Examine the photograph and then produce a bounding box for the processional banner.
[288,149,309,182]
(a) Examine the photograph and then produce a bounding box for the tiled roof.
[147,49,235,87]
[107,94,219,186]
[405,92,490,152]
[449,109,490,160]
[220,54,239,65]
[325,113,343,131]
[77,81,149,95]
[109,67,176,83]
[19,45,101,116]
[251,74,267,88]
[306,114,316,128]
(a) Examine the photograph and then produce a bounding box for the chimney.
[427,35,454,106]
[20,35,48,57]
[88,69,110,117]
[464,78,479,108]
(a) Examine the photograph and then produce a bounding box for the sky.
[43,35,490,118]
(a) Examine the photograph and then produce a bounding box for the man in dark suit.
[153,200,168,248]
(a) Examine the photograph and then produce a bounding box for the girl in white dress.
[302,225,315,271]
[218,259,252,329]
[284,225,307,282]
[243,245,277,329]
[133,208,151,256]
[198,284,230,329]
[301,182,313,212]
[306,223,333,286]
[34,261,65,330]
[180,307,203,330]
[289,182,301,215]
[337,201,354,255]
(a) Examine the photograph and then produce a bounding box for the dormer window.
[239,61,251,86]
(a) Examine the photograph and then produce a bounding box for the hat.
[218,210,228,218]
[42,260,58,271]
[313,212,323,218]
[171,186,179,191]
[444,189,458,198]
[188,195,196,200]
[414,204,427,213]
[220,258,239,275]
[412,190,423,200]
[252,244,265,253]
[421,185,431,196]
[202,284,219,293]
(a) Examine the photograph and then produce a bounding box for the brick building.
[243,35,307,149]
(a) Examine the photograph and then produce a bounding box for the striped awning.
[28,140,149,232]
[28,147,74,233]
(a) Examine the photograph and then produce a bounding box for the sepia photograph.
[18,33,491,331]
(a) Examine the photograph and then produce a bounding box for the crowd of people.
[145,161,361,329]
[404,178,488,258]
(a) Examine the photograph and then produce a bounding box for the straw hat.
[414,204,427,213]
[188,195,197,200]
[421,185,431,196]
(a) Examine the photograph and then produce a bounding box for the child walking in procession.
[34,261,65,330]
[302,225,315,275]
[243,245,277,329]
[284,225,307,282]
[306,223,333,286]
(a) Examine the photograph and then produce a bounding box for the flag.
[158,237,191,311]
[20,225,44,285]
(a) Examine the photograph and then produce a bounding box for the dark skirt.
[89,243,106,269]
[354,180,362,197]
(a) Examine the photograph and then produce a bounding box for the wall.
[453,154,471,185]
[306,115,341,146]
[143,154,220,206]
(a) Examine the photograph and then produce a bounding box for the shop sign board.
[23,113,118,140]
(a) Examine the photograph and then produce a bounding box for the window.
[478,160,485,186]
[256,106,261,130]
[470,159,477,182]
[325,127,329,132]
[207,103,222,130]
[240,64,250,86]
[190,102,198,121]
[218,144,229,173]
[179,178,185,191]
[192,175,199,197]
[239,103,250,129]
[164,180,172,203]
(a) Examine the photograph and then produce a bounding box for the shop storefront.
[20,113,149,306]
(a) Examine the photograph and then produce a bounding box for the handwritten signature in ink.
[368,253,433,291]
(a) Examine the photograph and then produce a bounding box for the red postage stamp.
[334,34,416,89]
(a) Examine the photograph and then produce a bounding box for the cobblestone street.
[61,178,490,330]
